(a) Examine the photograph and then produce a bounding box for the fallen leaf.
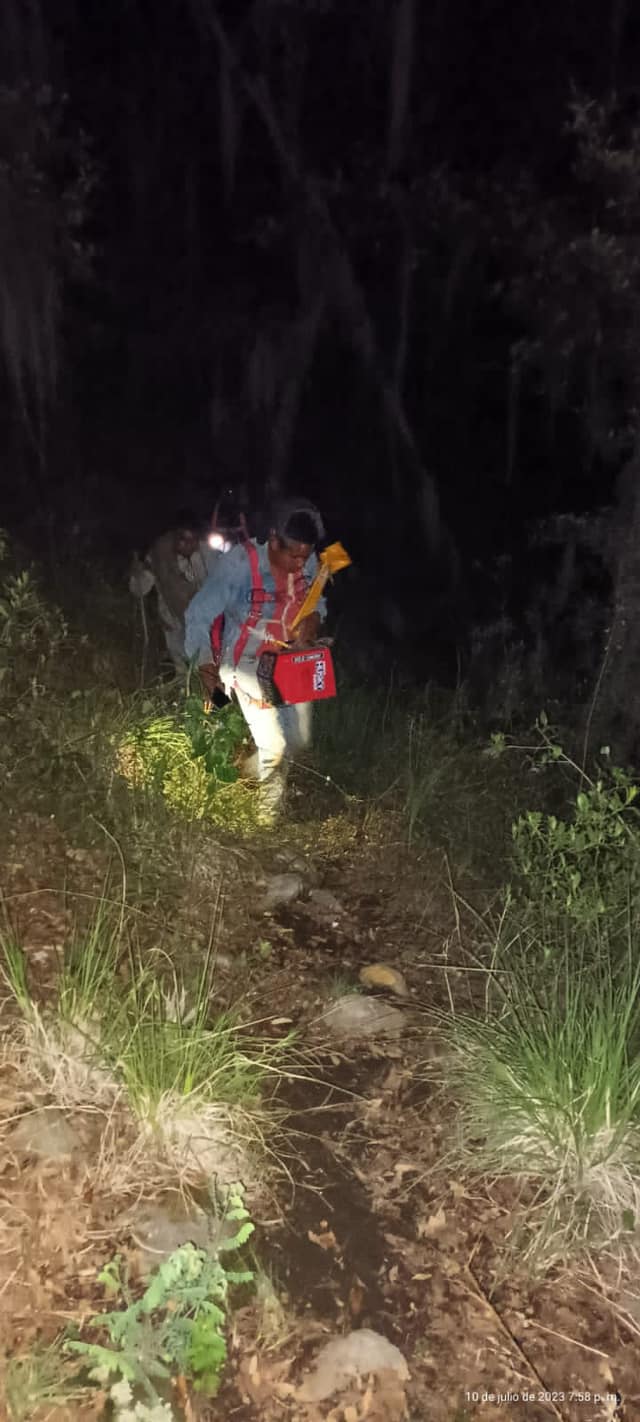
[308,1228,339,1252]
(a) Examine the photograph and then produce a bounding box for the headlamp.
[208,532,231,553]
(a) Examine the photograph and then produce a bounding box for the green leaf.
[188,1315,227,1394]
[219,1221,255,1251]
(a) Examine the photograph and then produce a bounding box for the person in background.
[184,497,327,819]
[129,511,220,671]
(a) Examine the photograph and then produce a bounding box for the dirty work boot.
[255,768,287,826]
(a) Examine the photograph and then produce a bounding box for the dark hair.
[173,508,200,532]
[271,497,324,547]
[282,510,322,546]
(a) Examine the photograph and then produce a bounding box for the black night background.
[5,1,640,698]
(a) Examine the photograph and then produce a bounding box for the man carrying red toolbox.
[185,496,350,821]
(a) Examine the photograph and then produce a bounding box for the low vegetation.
[3,535,640,1412]
[66,1184,254,1419]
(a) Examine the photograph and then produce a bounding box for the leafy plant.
[0,564,67,698]
[116,698,259,830]
[66,1184,254,1413]
[494,724,640,926]
[182,695,247,782]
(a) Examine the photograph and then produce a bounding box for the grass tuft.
[445,929,640,1267]
[5,1342,86,1421]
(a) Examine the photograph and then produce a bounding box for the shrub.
[116,697,260,831]
[67,1184,254,1415]
[0,557,67,700]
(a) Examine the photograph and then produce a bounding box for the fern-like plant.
[66,1184,254,1415]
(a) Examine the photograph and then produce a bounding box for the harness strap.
[232,542,267,667]
[210,613,225,664]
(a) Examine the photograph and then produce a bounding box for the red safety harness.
[209,542,305,667]
[232,541,272,666]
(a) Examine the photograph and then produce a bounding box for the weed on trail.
[5,1187,255,1422]
[66,1184,254,1418]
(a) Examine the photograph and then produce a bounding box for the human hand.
[198,662,222,696]
[290,613,321,647]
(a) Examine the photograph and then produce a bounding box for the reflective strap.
[232,542,265,667]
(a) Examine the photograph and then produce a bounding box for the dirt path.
[0,815,638,1422]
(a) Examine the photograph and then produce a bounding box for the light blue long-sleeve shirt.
[184,541,327,698]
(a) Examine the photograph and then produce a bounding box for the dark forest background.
[3,0,640,745]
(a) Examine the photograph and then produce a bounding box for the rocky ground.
[0,809,638,1422]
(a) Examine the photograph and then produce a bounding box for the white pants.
[234,688,313,813]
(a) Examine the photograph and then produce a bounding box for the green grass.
[312,669,526,871]
[0,927,33,1018]
[444,922,640,1267]
[57,896,124,1026]
[5,1342,86,1421]
[0,903,292,1183]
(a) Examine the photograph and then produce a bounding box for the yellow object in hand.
[290,542,352,632]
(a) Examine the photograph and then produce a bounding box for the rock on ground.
[307,887,344,918]
[320,994,405,1040]
[297,1328,410,1403]
[359,963,408,997]
[128,1193,242,1272]
[263,872,304,909]
[8,1107,81,1158]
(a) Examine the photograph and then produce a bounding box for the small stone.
[8,1108,81,1159]
[128,1194,242,1277]
[308,888,344,917]
[320,995,405,1040]
[264,872,304,909]
[359,963,408,997]
[275,849,309,875]
[129,1197,212,1265]
[298,1328,410,1403]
